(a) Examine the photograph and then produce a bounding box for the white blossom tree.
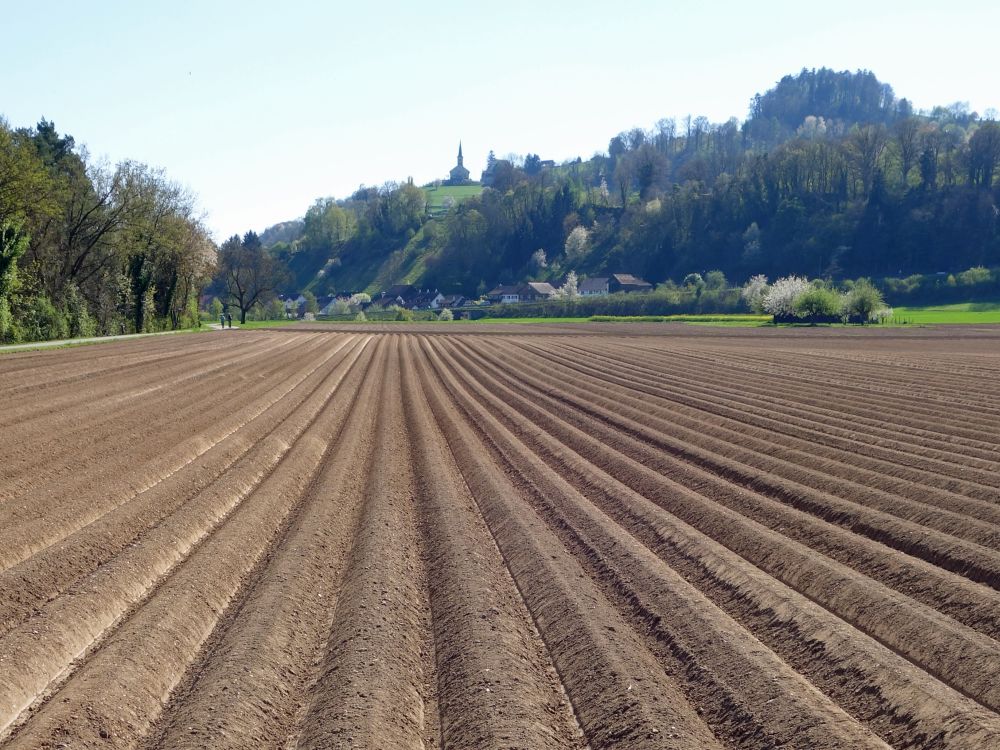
[762,275,810,318]
[741,274,770,313]
[564,226,590,262]
[349,292,371,307]
[530,248,548,272]
[557,270,579,299]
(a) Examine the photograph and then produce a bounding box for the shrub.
[871,306,893,323]
[0,296,18,343]
[354,310,367,322]
[438,307,454,321]
[64,283,96,338]
[395,307,413,321]
[23,294,69,341]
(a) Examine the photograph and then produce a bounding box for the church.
[445,142,473,186]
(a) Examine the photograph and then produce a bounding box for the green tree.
[704,270,728,290]
[843,279,885,322]
[793,286,841,322]
[304,290,318,315]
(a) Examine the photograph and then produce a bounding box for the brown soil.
[2,323,1000,749]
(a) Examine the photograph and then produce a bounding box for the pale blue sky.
[3,0,998,240]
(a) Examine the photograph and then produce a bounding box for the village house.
[411,290,446,310]
[487,284,522,304]
[437,293,466,309]
[521,281,558,302]
[609,273,653,294]
[486,282,558,304]
[375,284,419,308]
[579,277,610,296]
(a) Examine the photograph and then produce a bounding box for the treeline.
[0,119,213,344]
[256,68,999,301]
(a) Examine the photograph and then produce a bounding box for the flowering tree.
[740,274,769,313]
[438,307,454,321]
[557,270,579,299]
[762,275,810,317]
[564,226,590,262]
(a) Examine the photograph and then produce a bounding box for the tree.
[793,286,841,322]
[704,270,727,290]
[438,307,453,321]
[842,278,885,322]
[564,226,589,262]
[304,290,318,315]
[894,116,921,186]
[741,274,769,313]
[219,232,286,323]
[682,272,704,288]
[968,122,1000,188]
[530,248,548,273]
[762,275,810,318]
[209,297,224,320]
[267,297,286,320]
[0,220,28,299]
[560,270,579,298]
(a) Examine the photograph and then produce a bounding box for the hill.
[253,68,1000,299]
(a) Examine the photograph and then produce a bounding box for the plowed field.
[2,324,1000,749]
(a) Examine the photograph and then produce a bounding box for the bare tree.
[219,232,285,323]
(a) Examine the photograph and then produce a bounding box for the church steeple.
[457,141,464,168]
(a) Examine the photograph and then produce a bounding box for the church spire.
[457,141,464,167]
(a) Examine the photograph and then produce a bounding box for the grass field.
[424,184,483,213]
[891,301,1000,324]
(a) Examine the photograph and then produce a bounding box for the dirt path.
[3,325,1000,749]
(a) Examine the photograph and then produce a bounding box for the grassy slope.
[424,185,483,211]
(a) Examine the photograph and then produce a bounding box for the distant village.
[280,273,654,319]
[278,143,653,319]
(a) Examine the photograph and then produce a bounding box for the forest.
[0,119,212,343]
[258,68,999,301]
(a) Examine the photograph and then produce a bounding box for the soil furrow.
[0,335,364,635]
[293,336,439,750]
[0,336,374,745]
[138,337,386,750]
[450,339,1000,589]
[438,337,1000,746]
[402,337,587,750]
[415,338,726,750]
